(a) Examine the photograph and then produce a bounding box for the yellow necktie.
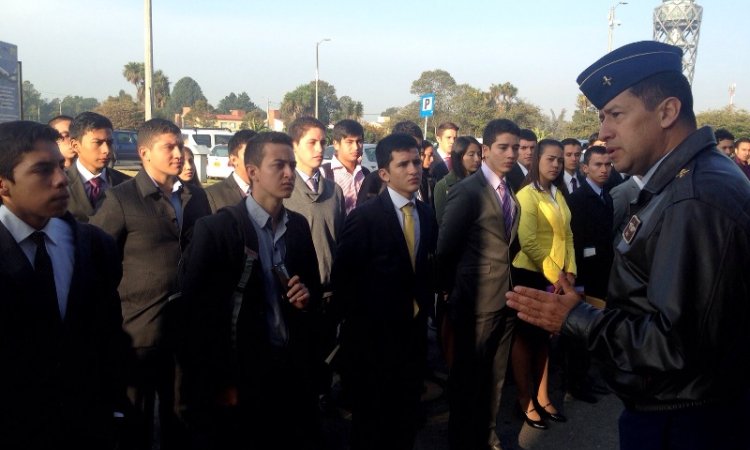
[401,203,419,317]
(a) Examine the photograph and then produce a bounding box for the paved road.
[321,327,622,450]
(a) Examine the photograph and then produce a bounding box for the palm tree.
[153,70,171,110]
[122,62,145,105]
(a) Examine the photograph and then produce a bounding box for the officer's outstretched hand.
[506,271,583,335]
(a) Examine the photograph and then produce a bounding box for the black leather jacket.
[563,127,750,412]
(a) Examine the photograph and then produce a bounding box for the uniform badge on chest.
[622,215,642,245]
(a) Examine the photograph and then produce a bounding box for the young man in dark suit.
[333,133,438,450]
[356,121,424,206]
[564,145,615,403]
[48,115,76,168]
[0,121,129,450]
[90,118,211,450]
[505,128,536,192]
[179,132,322,449]
[204,129,256,213]
[65,112,130,222]
[437,119,521,450]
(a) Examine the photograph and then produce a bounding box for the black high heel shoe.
[536,401,567,423]
[516,402,548,430]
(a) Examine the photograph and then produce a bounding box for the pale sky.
[2,0,747,122]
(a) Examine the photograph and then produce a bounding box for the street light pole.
[315,38,330,120]
[608,2,628,53]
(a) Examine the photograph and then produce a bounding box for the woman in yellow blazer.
[511,139,576,430]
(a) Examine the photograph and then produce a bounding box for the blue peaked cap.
[577,41,683,110]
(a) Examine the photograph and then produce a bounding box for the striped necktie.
[497,180,514,241]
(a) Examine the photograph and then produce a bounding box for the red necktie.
[446,156,452,171]
[89,177,102,207]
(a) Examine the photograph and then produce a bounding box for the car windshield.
[215,135,232,145]
[211,145,229,157]
[364,146,377,162]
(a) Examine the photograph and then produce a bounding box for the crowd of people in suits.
[2,40,750,450]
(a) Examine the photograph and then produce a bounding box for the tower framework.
[653,0,703,85]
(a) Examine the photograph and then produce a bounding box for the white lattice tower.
[653,0,703,85]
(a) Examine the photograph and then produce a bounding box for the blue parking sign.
[420,94,435,117]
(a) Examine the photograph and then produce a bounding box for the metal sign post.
[420,94,435,140]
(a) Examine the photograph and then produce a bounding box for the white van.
[181,128,234,155]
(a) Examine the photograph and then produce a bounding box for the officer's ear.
[658,97,682,129]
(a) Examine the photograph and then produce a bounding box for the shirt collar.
[734,156,748,167]
[232,171,250,193]
[76,159,107,183]
[641,150,673,187]
[530,181,559,198]
[563,171,574,185]
[295,168,319,183]
[246,193,288,230]
[387,186,416,209]
[0,204,67,245]
[632,175,645,189]
[437,148,449,161]
[518,162,528,177]
[585,177,603,196]
[480,163,505,190]
[145,171,182,194]
[330,154,362,175]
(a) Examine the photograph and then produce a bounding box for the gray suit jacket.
[204,173,245,213]
[283,175,346,289]
[437,170,520,313]
[610,176,641,247]
[65,164,131,223]
[89,170,211,348]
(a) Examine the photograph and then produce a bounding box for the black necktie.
[30,232,62,331]
[571,177,578,192]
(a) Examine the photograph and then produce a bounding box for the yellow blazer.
[512,184,576,283]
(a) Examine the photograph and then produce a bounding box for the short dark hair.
[583,145,607,165]
[714,129,735,143]
[0,121,61,182]
[332,119,364,143]
[48,115,74,128]
[437,122,459,137]
[287,116,326,144]
[137,118,181,149]
[628,71,696,128]
[588,132,600,146]
[375,133,419,170]
[244,132,294,168]
[69,111,113,142]
[450,136,481,180]
[391,121,423,141]
[482,119,520,148]
[519,128,538,143]
[560,138,582,149]
[523,138,564,191]
[736,138,750,149]
[228,129,258,157]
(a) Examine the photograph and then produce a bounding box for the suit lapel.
[63,214,87,329]
[67,164,95,217]
[0,221,35,290]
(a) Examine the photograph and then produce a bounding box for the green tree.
[332,96,364,122]
[152,70,171,110]
[487,82,519,113]
[410,69,458,125]
[182,99,215,128]
[449,84,495,137]
[165,77,207,117]
[122,62,144,104]
[381,106,400,117]
[94,90,143,130]
[497,99,545,130]
[216,92,261,114]
[565,109,601,139]
[60,95,100,117]
[697,107,750,138]
[240,109,270,131]
[363,123,387,143]
[280,80,339,125]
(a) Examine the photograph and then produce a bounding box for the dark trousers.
[346,318,427,450]
[121,346,184,450]
[619,392,750,450]
[448,308,515,450]
[184,355,322,450]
